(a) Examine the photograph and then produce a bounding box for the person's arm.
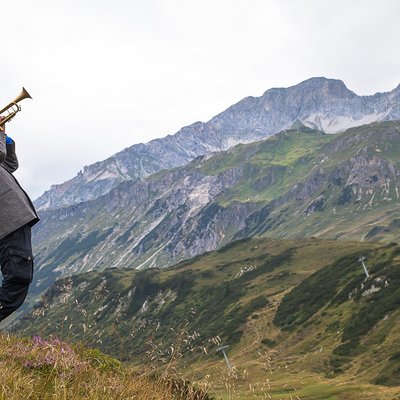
[4,137,19,173]
[0,117,6,164]
[0,117,19,173]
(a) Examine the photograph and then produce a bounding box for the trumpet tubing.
[0,87,32,131]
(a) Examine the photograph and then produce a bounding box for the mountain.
[14,237,400,397]
[34,77,400,211]
[26,120,400,305]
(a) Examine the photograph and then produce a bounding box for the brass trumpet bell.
[0,87,32,131]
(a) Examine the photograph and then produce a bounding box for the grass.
[208,129,332,205]
[0,332,212,400]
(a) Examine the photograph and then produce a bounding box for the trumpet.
[0,87,32,131]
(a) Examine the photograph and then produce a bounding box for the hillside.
[26,120,400,310]
[34,77,400,211]
[0,333,210,399]
[14,238,400,398]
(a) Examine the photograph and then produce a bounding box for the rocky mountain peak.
[263,77,355,104]
[34,78,400,211]
[297,77,352,94]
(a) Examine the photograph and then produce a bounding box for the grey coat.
[0,132,39,240]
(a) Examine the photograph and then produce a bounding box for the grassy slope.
[201,128,332,204]
[0,333,211,400]
[200,121,400,242]
[14,238,400,399]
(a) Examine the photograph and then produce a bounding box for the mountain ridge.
[34,77,400,211]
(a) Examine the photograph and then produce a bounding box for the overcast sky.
[1,0,400,199]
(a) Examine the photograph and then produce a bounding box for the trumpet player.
[0,116,39,322]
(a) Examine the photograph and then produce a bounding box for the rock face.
[34,77,400,211]
[30,121,400,300]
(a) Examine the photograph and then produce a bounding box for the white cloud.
[0,0,399,199]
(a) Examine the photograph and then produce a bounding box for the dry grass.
[0,332,211,400]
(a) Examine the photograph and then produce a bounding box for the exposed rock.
[304,195,326,215]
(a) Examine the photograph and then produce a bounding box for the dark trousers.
[0,224,34,322]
